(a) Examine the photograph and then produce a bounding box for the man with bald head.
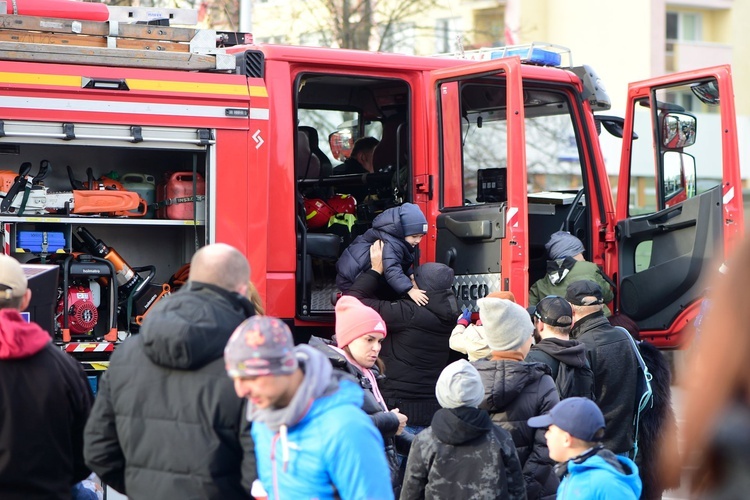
[84,243,258,499]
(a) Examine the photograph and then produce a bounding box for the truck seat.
[299,126,333,177]
[296,130,321,179]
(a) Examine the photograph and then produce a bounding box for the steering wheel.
[560,188,585,233]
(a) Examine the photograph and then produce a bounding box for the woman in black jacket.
[345,240,460,431]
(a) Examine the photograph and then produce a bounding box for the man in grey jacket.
[566,280,639,455]
[84,244,257,499]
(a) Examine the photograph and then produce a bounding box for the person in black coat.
[472,296,560,499]
[0,254,93,500]
[566,280,639,456]
[526,295,594,400]
[84,244,257,499]
[401,359,526,500]
[346,239,459,430]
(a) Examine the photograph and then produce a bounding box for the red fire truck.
[0,13,742,365]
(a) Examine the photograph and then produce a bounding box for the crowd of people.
[1,209,743,499]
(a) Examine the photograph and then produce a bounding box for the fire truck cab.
[0,16,742,355]
[262,44,742,347]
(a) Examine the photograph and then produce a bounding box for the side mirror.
[661,112,696,150]
[691,81,720,106]
[663,151,696,207]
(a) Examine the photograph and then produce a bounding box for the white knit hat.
[435,359,485,409]
[479,297,533,352]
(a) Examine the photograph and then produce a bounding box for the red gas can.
[156,172,206,220]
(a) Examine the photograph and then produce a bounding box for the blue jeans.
[404,424,427,436]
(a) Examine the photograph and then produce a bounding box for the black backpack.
[554,358,595,400]
[613,326,655,462]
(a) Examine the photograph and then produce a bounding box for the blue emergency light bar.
[492,47,562,66]
[433,42,571,67]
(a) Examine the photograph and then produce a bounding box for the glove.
[457,308,472,327]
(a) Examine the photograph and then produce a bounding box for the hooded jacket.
[528,259,614,315]
[570,311,639,455]
[83,282,257,499]
[336,206,417,295]
[251,345,394,500]
[347,269,460,426]
[401,407,526,499]
[526,337,595,399]
[450,323,491,362]
[557,448,642,499]
[473,357,560,500]
[0,309,93,500]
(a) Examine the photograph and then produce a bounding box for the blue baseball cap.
[527,397,605,441]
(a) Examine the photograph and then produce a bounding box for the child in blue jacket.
[336,203,429,305]
[528,397,642,499]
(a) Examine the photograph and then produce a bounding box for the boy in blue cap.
[528,397,642,499]
[336,203,430,305]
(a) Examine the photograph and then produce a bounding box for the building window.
[666,11,702,42]
[665,11,703,71]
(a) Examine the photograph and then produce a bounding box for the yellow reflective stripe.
[0,72,79,86]
[0,72,264,97]
[127,79,251,96]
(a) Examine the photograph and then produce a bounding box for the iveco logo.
[81,268,101,274]
[452,284,490,301]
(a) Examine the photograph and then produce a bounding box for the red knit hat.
[335,296,387,348]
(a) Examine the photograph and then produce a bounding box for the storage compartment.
[0,121,213,342]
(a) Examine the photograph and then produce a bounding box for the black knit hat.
[414,263,454,292]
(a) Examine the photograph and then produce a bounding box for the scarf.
[246,344,335,432]
[489,350,525,362]
[330,345,388,411]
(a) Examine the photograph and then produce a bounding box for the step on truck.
[0,12,742,378]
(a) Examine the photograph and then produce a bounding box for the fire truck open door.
[615,66,743,347]
[426,57,528,312]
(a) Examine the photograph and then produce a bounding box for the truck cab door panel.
[615,66,742,346]
[617,185,722,328]
[436,206,504,308]
[427,58,527,311]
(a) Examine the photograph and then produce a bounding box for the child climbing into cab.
[336,203,429,305]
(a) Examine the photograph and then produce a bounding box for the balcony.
[666,0,732,9]
[665,40,732,73]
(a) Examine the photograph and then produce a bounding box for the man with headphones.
[84,243,258,499]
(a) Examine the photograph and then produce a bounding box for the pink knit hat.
[335,296,387,348]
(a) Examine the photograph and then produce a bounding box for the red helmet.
[304,198,336,229]
[327,194,357,215]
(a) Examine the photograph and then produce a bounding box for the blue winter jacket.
[252,377,394,500]
[558,450,641,500]
[336,206,416,295]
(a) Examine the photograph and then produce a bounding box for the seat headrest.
[296,130,320,179]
